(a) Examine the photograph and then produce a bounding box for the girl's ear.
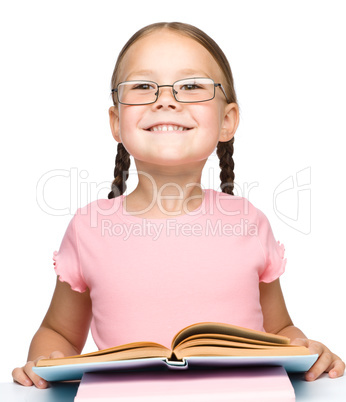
[219,103,239,142]
[109,106,121,143]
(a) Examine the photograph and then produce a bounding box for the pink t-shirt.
[53,189,286,350]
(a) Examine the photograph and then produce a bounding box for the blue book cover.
[33,354,318,382]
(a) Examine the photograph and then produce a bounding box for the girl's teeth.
[150,125,188,132]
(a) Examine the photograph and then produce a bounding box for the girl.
[12,22,344,388]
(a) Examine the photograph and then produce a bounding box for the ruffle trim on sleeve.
[53,251,87,293]
[259,241,287,283]
[277,241,285,259]
[277,241,287,276]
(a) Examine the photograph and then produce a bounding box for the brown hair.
[108,22,238,199]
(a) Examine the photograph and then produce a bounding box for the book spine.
[164,358,188,369]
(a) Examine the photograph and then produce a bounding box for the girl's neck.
[123,161,205,219]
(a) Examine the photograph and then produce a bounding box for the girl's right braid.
[108,143,131,199]
[216,138,235,196]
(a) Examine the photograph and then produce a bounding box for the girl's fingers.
[305,348,333,381]
[304,342,345,381]
[328,356,346,378]
[290,338,309,347]
[12,367,33,387]
[23,360,48,388]
[49,350,65,359]
[12,352,64,388]
[12,362,47,388]
[291,339,345,381]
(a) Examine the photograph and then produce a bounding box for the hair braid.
[216,138,235,195]
[108,143,131,199]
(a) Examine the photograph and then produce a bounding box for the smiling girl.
[12,22,344,388]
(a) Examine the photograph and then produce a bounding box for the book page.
[36,343,171,367]
[171,322,290,350]
[175,333,294,348]
[174,345,310,360]
[174,337,302,356]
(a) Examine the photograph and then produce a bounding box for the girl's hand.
[12,351,64,388]
[291,338,345,381]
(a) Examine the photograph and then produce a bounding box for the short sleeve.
[53,212,88,292]
[256,208,287,283]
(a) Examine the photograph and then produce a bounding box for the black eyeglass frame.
[111,77,230,105]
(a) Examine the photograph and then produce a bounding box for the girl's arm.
[260,279,345,381]
[12,278,92,388]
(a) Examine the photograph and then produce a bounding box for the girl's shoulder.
[75,197,122,216]
[208,189,261,221]
[71,197,123,229]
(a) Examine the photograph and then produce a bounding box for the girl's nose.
[153,86,179,110]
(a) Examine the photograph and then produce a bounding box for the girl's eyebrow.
[125,69,212,81]
[126,70,154,80]
[178,69,212,78]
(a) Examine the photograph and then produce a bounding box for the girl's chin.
[132,155,208,168]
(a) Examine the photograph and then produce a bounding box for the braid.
[108,143,131,199]
[216,138,235,196]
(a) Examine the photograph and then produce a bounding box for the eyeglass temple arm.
[215,84,231,103]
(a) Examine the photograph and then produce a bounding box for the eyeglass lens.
[117,78,215,105]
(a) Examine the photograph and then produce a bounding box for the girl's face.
[109,29,238,169]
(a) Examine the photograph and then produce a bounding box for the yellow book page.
[174,344,310,360]
[36,343,171,367]
[175,333,294,348]
[172,322,290,350]
[174,337,304,356]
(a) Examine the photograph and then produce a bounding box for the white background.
[1,0,345,383]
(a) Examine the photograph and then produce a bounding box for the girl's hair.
[108,22,238,199]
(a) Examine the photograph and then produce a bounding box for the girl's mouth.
[146,124,191,132]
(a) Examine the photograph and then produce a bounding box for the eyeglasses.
[111,77,230,105]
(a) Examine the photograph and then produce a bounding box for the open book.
[33,322,318,381]
[36,322,311,367]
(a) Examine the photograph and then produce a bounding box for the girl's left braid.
[108,143,131,199]
[216,138,235,196]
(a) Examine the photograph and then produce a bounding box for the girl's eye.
[132,83,155,90]
[181,83,201,91]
